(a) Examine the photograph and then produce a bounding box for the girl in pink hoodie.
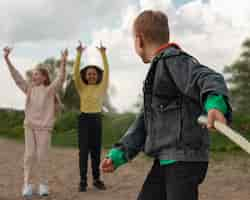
[3,47,68,197]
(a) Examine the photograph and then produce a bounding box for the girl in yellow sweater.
[73,41,109,192]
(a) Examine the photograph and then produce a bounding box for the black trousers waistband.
[79,112,101,118]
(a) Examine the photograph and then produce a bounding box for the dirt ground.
[0,138,249,200]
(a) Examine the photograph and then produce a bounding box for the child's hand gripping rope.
[206,109,226,130]
[198,115,250,154]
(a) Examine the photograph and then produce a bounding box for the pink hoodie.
[8,65,65,130]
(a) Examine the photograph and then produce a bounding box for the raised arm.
[3,47,28,94]
[73,41,87,92]
[49,49,68,92]
[97,42,109,93]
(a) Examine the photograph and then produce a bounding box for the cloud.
[139,0,173,11]
[1,0,250,112]
[171,0,250,69]
[0,0,133,43]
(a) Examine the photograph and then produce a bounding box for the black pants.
[137,160,208,200]
[78,113,102,185]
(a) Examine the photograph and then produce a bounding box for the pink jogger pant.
[24,127,51,185]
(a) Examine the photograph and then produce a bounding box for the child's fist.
[76,40,86,53]
[3,47,12,58]
[100,158,115,173]
[61,48,68,62]
[96,41,106,54]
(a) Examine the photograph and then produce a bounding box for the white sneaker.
[38,184,49,196]
[22,184,32,197]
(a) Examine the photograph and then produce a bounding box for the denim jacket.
[114,46,232,162]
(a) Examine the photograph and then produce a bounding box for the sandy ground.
[0,138,249,200]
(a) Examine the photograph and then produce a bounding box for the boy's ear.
[137,33,145,49]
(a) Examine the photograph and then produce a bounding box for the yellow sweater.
[73,51,109,113]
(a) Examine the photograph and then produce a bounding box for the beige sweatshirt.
[7,64,65,130]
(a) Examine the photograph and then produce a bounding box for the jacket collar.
[154,42,181,56]
[152,42,181,62]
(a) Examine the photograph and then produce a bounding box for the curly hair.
[80,65,103,84]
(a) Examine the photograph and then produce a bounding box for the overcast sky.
[0,0,250,112]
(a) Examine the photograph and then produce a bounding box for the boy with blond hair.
[101,10,231,200]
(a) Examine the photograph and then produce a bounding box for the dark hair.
[133,10,169,44]
[80,65,103,84]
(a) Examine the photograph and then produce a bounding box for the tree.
[224,38,250,113]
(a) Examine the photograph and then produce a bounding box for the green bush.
[0,108,250,153]
[102,112,135,148]
[0,109,24,141]
[53,111,78,133]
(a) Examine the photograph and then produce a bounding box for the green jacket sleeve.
[107,148,127,169]
[204,95,228,114]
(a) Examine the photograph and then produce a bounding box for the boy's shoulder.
[151,46,220,79]
[153,46,218,79]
